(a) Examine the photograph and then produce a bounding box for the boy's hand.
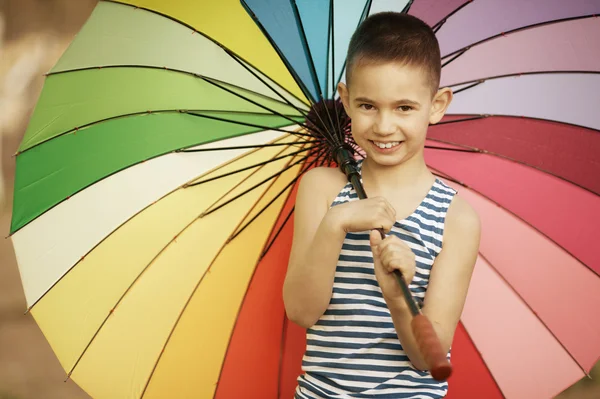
[370,230,416,304]
[328,197,396,233]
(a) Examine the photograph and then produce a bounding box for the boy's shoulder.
[299,166,349,204]
[445,193,481,241]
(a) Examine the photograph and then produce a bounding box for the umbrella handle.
[346,172,453,381]
[412,314,453,381]
[376,228,453,381]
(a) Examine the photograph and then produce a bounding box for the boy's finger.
[369,230,382,250]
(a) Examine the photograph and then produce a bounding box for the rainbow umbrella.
[9,0,600,398]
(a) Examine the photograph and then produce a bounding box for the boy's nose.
[373,113,397,135]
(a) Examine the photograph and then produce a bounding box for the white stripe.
[303,364,398,381]
[326,302,387,313]
[305,346,402,358]
[310,325,396,335]
[306,335,401,347]
[334,283,382,293]
[12,129,289,307]
[319,315,394,323]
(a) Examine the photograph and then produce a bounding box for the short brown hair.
[346,12,441,96]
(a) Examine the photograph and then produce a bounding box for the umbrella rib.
[183,111,311,138]
[424,144,479,153]
[449,80,484,95]
[62,138,303,382]
[401,0,414,14]
[330,0,335,98]
[199,76,315,132]
[331,0,373,92]
[445,71,600,92]
[225,50,312,119]
[261,148,332,258]
[102,0,310,108]
[23,133,299,313]
[212,153,327,398]
[440,15,599,60]
[44,65,303,123]
[433,115,486,125]
[456,321,507,398]
[426,137,600,196]
[185,146,314,187]
[428,165,600,280]
[14,107,303,157]
[441,48,469,68]
[477,250,590,377]
[324,0,332,97]
[240,0,317,104]
[137,143,308,399]
[443,112,600,135]
[291,0,326,102]
[179,140,313,152]
[431,1,472,33]
[230,146,329,242]
[200,154,312,218]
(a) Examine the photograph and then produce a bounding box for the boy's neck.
[360,152,433,194]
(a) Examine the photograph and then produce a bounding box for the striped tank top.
[295,162,457,399]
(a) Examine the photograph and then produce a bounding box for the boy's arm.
[387,194,480,370]
[283,168,348,328]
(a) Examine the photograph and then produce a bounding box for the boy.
[283,12,481,399]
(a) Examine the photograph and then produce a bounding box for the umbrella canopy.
[9,0,600,398]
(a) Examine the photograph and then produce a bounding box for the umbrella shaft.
[349,174,421,317]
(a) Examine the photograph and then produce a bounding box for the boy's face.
[338,61,451,167]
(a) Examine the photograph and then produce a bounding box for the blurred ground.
[0,1,598,398]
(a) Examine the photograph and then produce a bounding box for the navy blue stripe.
[416,201,449,215]
[314,320,396,329]
[398,221,442,248]
[330,297,386,308]
[307,329,397,340]
[324,308,389,317]
[301,369,389,385]
[336,265,374,275]
[413,208,445,224]
[431,183,455,195]
[300,373,363,394]
[341,243,372,252]
[346,233,370,241]
[303,360,412,374]
[338,254,374,264]
[307,339,400,350]
[298,378,339,397]
[305,350,409,362]
[334,276,379,287]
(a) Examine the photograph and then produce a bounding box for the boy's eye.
[359,104,374,110]
[398,105,413,112]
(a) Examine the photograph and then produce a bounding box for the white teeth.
[374,141,399,149]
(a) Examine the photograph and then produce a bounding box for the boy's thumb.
[369,229,382,250]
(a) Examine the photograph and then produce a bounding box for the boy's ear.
[429,87,453,125]
[337,82,350,115]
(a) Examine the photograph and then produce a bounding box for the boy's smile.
[338,61,451,168]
